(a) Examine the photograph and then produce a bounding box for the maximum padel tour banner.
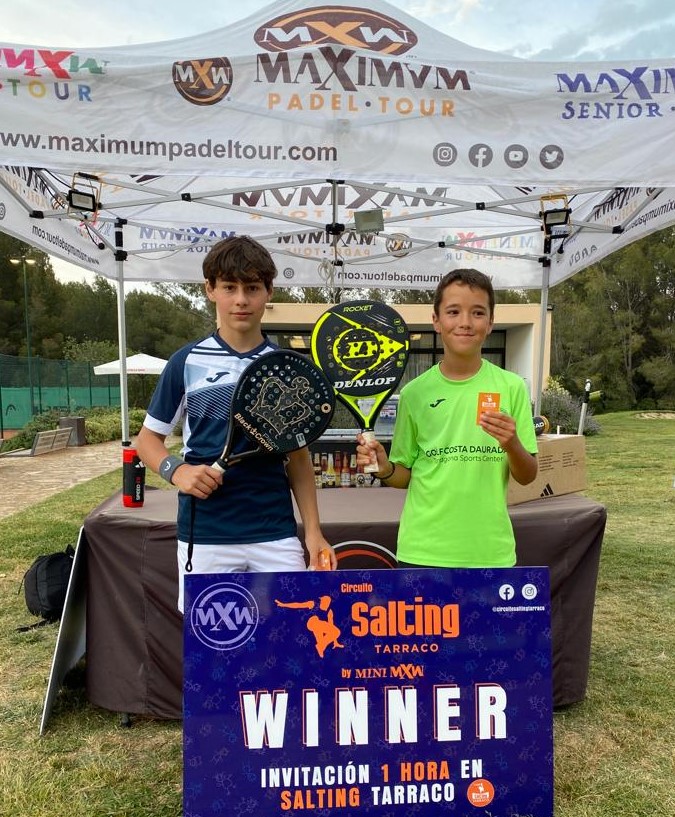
[1,0,675,186]
[184,567,553,817]
[3,1,675,289]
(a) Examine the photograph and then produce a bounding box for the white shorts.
[176,537,306,613]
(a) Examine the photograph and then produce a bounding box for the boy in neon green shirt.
[357,269,538,567]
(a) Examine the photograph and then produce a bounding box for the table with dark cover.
[83,488,606,718]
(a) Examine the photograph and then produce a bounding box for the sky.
[3,0,675,284]
[4,0,674,60]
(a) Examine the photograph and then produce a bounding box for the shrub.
[129,408,146,436]
[0,406,149,453]
[0,409,65,452]
[540,388,601,435]
[83,419,111,445]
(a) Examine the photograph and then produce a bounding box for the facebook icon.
[469,143,493,168]
[499,584,515,600]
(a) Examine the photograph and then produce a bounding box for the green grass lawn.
[0,412,673,817]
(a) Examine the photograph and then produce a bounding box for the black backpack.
[18,545,75,631]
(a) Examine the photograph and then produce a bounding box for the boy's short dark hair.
[433,268,495,319]
[202,235,277,291]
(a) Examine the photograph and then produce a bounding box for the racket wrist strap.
[377,461,396,482]
[159,454,184,484]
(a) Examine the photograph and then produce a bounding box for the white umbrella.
[94,353,168,376]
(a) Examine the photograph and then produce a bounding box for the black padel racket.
[212,349,335,473]
[310,300,409,472]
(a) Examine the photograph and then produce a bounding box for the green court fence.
[0,354,121,435]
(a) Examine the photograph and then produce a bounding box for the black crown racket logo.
[249,375,331,436]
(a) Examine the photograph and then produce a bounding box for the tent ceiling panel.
[1,166,671,291]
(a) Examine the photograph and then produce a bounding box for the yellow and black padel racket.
[310,300,409,471]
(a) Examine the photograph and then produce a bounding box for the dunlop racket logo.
[333,328,405,375]
[311,301,410,401]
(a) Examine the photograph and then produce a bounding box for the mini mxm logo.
[190,582,259,651]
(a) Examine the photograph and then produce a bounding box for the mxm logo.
[254,6,418,54]
[190,582,259,650]
[172,57,233,106]
[253,5,470,95]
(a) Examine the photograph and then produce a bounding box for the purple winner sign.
[184,567,553,817]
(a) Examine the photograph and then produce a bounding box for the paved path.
[0,438,179,519]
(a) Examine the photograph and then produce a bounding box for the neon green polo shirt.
[390,359,538,567]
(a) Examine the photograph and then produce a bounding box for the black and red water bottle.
[122,443,145,508]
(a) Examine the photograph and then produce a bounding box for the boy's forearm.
[136,426,171,473]
[505,439,538,485]
[287,449,323,535]
[375,459,411,488]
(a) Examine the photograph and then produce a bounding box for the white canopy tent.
[93,353,168,376]
[1,0,674,436]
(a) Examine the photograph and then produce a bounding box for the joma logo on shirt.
[206,371,230,383]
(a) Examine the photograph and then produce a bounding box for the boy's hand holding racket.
[170,462,223,500]
[355,432,389,474]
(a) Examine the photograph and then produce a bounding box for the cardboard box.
[508,433,586,505]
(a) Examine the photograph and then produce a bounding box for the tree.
[273,286,331,303]
[63,337,120,364]
[124,290,213,358]
[58,277,118,351]
[549,228,675,409]
[0,235,56,356]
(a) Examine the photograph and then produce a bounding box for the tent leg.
[114,220,130,444]
[533,262,551,416]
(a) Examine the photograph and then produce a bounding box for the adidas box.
[508,433,587,505]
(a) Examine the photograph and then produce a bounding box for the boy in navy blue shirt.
[137,235,334,612]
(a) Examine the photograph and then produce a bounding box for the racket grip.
[361,430,380,474]
[211,459,227,474]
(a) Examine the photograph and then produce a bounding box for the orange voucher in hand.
[317,549,332,570]
[477,391,500,423]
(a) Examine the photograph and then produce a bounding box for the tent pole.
[114,218,130,444]
[327,180,343,303]
[534,256,551,415]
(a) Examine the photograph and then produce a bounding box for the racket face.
[231,350,335,455]
[310,300,409,430]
